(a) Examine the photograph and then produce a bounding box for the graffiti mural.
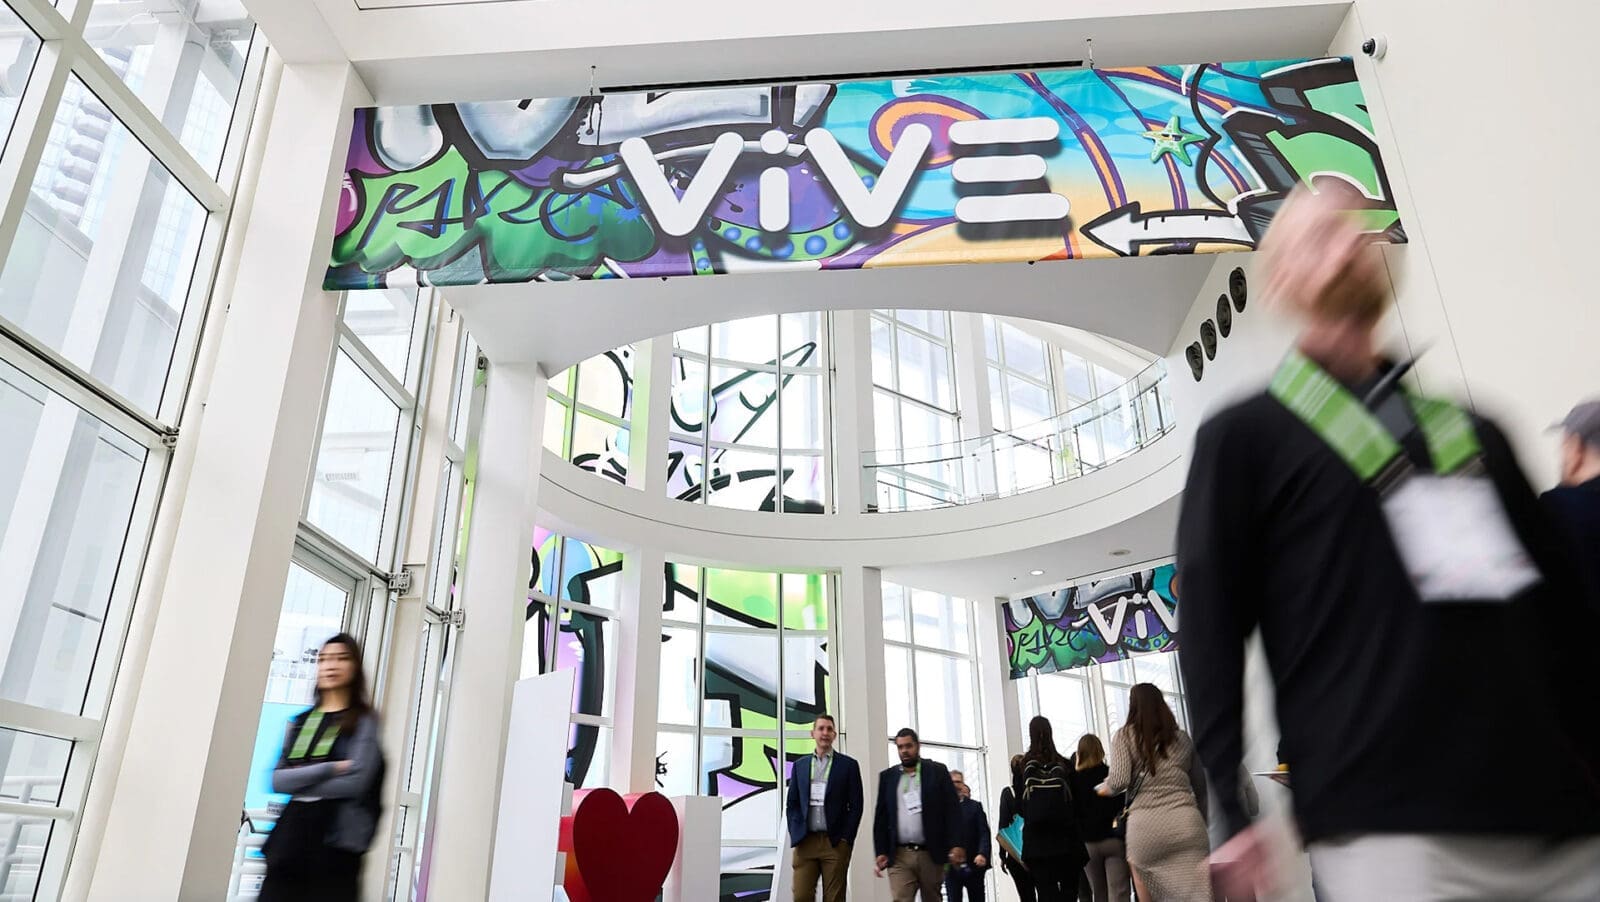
[548,345,635,485]
[1006,563,1179,679]
[658,563,831,899]
[326,57,1400,290]
[529,528,623,787]
[667,318,827,512]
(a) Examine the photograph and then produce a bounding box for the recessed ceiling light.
[1110,549,1132,556]
[1029,569,1045,576]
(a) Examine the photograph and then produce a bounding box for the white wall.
[1336,0,1599,488]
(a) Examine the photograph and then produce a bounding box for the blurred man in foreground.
[1176,187,1600,900]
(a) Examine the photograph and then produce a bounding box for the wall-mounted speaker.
[1185,343,1204,381]
[1216,294,1233,337]
[1229,267,1247,312]
[1200,320,1218,359]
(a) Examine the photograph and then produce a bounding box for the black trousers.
[1029,855,1082,902]
[259,800,362,902]
[1003,853,1037,901]
[945,864,987,902]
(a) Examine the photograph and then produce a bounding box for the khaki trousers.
[793,833,852,902]
[889,847,944,901]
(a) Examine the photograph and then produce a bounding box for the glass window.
[306,351,402,562]
[883,581,983,793]
[245,559,351,821]
[86,3,253,177]
[0,77,208,414]
[344,287,418,380]
[914,651,977,745]
[0,9,41,154]
[895,330,953,410]
[527,531,624,790]
[670,315,830,512]
[1001,322,1047,374]
[660,564,834,882]
[910,590,971,654]
[1061,351,1093,401]
[547,346,633,486]
[0,359,146,716]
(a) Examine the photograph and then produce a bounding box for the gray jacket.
[271,711,382,853]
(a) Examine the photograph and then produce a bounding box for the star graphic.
[1142,115,1205,166]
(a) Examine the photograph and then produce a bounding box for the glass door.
[227,549,366,901]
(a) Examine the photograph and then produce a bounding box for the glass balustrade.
[864,360,1174,511]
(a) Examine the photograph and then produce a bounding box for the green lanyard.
[288,709,342,761]
[1269,351,1480,487]
[813,753,833,784]
[899,763,920,795]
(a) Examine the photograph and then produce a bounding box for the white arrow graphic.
[1082,202,1255,256]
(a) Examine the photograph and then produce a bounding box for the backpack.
[1020,759,1073,828]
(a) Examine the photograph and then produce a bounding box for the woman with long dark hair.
[260,633,384,902]
[1016,716,1089,901]
[997,754,1037,901]
[1099,683,1210,901]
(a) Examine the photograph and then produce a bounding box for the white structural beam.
[424,361,549,901]
[614,546,666,793]
[829,310,877,514]
[84,61,368,899]
[836,564,891,900]
[240,0,350,64]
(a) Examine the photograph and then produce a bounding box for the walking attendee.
[261,634,383,902]
[873,728,965,901]
[1071,735,1130,902]
[787,713,864,902]
[1178,186,1600,900]
[996,755,1036,902]
[1016,716,1088,901]
[1543,399,1600,600]
[1100,683,1210,902]
[944,770,992,902]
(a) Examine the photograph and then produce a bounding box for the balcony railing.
[864,361,1174,511]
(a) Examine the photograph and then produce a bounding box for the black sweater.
[1177,391,1600,844]
[1069,762,1124,843]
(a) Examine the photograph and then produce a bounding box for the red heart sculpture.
[565,789,680,902]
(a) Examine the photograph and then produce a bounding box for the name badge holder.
[1269,352,1540,603]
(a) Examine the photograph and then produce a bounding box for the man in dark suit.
[787,714,863,902]
[944,770,992,901]
[873,728,966,901]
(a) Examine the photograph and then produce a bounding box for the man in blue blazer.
[787,714,864,901]
[873,728,966,900]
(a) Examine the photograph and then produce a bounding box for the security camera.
[1361,35,1388,59]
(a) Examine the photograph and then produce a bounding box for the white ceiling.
[444,253,1216,373]
[882,496,1181,600]
[249,1,1352,104]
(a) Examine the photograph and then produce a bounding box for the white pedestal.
[488,670,577,902]
[664,794,722,902]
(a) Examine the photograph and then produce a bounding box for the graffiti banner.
[327,58,1401,289]
[1006,563,1178,679]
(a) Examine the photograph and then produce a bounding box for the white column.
[950,312,997,499]
[829,310,876,514]
[975,596,1019,815]
[425,360,548,901]
[85,61,368,900]
[631,334,673,494]
[613,546,665,792]
[837,564,890,900]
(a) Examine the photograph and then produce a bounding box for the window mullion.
[66,33,229,213]
[0,37,72,294]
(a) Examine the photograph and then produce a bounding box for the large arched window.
[667,313,829,512]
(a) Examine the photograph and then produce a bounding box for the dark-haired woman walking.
[1017,716,1089,901]
[260,633,383,902]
